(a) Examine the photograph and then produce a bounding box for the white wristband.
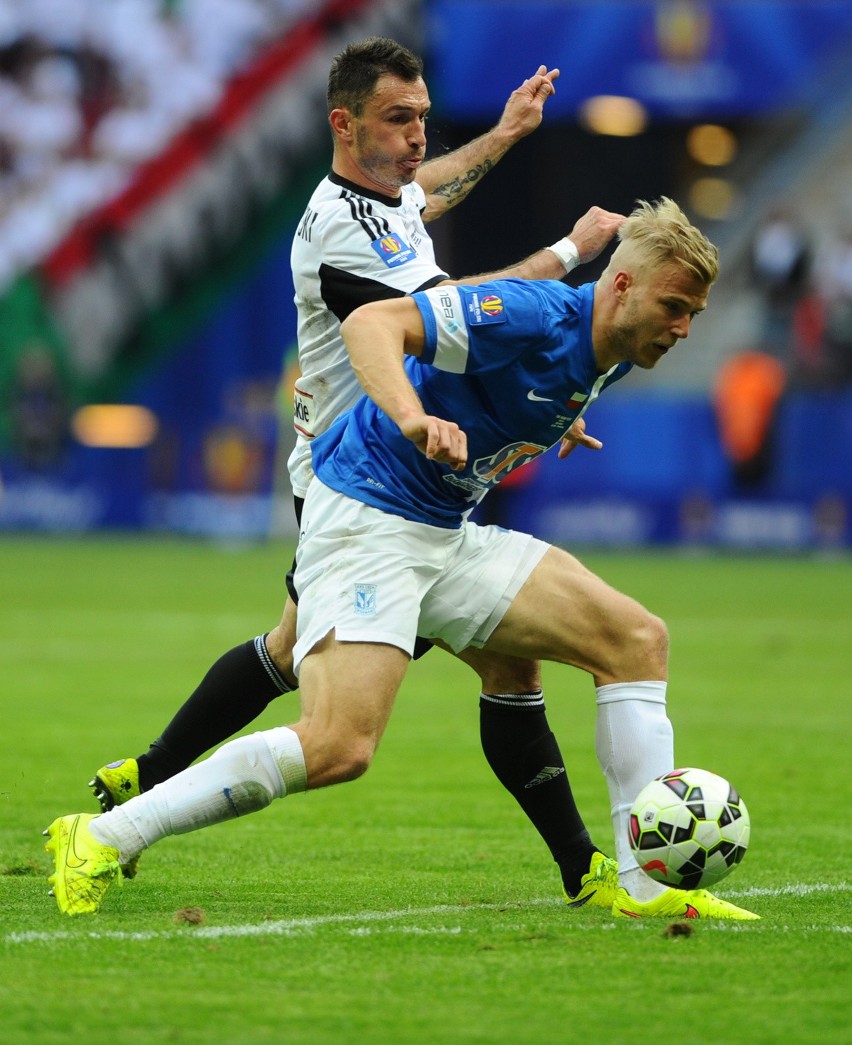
[547,237,580,274]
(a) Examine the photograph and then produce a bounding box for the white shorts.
[292,480,549,674]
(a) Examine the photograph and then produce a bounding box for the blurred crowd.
[0,0,314,290]
[710,207,852,491]
[749,207,852,391]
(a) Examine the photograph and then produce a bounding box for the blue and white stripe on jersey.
[312,277,633,529]
[416,285,471,373]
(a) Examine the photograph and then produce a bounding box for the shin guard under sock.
[92,726,306,859]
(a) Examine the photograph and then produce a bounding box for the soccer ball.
[628,768,750,890]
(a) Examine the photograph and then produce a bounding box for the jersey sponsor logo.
[370,233,416,267]
[438,291,461,334]
[472,442,544,484]
[443,441,546,498]
[354,583,377,616]
[443,472,487,497]
[293,386,314,438]
[466,291,507,325]
[439,291,456,319]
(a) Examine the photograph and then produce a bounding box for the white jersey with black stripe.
[287,171,449,497]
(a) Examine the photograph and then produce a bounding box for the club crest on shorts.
[354,583,377,616]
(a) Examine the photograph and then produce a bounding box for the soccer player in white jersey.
[85,38,624,908]
[49,197,759,921]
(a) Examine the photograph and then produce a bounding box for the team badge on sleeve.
[370,233,416,267]
[466,292,507,325]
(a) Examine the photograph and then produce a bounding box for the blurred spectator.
[748,207,811,358]
[813,227,852,388]
[789,285,827,389]
[202,423,266,494]
[6,341,70,469]
[713,349,787,491]
[812,493,848,550]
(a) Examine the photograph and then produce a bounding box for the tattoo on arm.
[430,161,494,208]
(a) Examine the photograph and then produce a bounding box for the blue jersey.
[310,278,632,528]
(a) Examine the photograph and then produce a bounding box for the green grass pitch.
[1,537,849,1043]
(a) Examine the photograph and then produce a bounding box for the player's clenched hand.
[400,415,468,471]
[567,206,626,264]
[557,417,603,459]
[498,65,560,141]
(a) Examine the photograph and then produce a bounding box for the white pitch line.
[4,883,848,947]
[722,881,849,898]
[3,898,562,946]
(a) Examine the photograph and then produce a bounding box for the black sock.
[136,635,294,791]
[479,691,598,897]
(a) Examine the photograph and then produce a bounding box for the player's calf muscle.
[457,646,542,692]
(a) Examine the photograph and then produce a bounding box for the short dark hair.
[327,37,423,116]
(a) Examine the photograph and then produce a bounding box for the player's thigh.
[484,546,665,679]
[419,523,548,653]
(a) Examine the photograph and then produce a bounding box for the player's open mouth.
[401,157,423,169]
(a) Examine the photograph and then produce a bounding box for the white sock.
[90,727,306,861]
[595,681,674,901]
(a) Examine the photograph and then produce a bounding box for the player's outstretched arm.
[340,298,467,470]
[442,206,626,287]
[565,207,626,264]
[417,65,559,222]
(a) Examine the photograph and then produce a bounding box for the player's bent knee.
[629,610,669,676]
[645,611,669,662]
[601,607,669,680]
[333,737,376,782]
[304,733,378,786]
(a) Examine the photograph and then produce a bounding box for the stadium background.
[1,0,851,549]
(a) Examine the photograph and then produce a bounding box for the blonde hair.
[605,197,719,285]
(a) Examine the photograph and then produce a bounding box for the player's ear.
[329,108,354,142]
[612,270,632,300]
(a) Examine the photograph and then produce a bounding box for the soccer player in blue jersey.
[47,197,759,920]
[85,37,624,908]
